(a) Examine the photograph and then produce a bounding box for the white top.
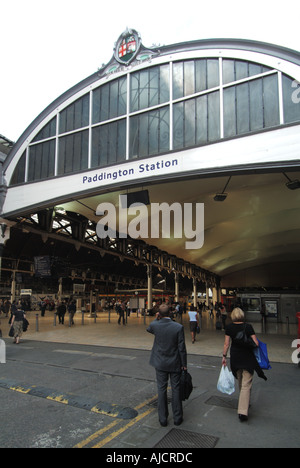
[188,311,198,322]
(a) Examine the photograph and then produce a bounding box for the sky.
[1,0,299,142]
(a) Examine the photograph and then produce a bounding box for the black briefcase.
[180,370,193,401]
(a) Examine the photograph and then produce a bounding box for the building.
[1,30,300,321]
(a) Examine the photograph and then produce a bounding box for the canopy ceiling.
[57,170,300,289]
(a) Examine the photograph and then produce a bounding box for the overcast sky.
[1,0,299,142]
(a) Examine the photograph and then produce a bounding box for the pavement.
[0,310,299,449]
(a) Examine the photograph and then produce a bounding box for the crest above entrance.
[114,28,142,65]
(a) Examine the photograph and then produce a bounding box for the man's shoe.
[174,418,183,426]
[159,420,167,427]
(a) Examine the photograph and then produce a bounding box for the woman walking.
[188,305,199,344]
[10,304,26,344]
[222,307,267,422]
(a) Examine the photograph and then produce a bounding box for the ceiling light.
[214,176,231,202]
[286,179,300,190]
[214,193,228,202]
[283,173,300,190]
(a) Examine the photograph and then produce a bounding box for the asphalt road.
[0,339,299,450]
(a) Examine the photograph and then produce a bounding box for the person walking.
[188,305,199,343]
[220,303,227,329]
[222,307,267,422]
[147,304,187,427]
[57,301,66,324]
[68,300,76,325]
[117,302,126,326]
[10,304,26,344]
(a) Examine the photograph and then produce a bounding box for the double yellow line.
[74,395,158,449]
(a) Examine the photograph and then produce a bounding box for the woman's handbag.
[234,324,257,349]
[254,340,271,370]
[9,326,14,337]
[23,318,29,332]
[217,365,235,395]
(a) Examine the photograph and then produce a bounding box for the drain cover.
[154,429,218,449]
[205,395,238,409]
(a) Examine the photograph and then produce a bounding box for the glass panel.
[195,60,207,92]
[196,94,208,145]
[184,61,195,97]
[249,79,264,131]
[236,82,250,134]
[130,65,170,112]
[58,130,88,175]
[92,77,127,124]
[173,102,184,149]
[32,117,56,142]
[282,74,300,124]
[59,95,89,133]
[207,91,220,141]
[129,107,169,158]
[92,120,126,168]
[173,62,183,100]
[174,59,219,99]
[223,59,272,84]
[223,59,235,85]
[207,59,219,89]
[223,87,236,138]
[184,99,196,147]
[263,74,279,128]
[10,151,26,185]
[174,91,220,149]
[28,141,55,182]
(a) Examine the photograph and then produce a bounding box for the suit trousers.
[155,369,183,424]
[236,369,253,416]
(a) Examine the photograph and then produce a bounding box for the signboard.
[34,256,51,277]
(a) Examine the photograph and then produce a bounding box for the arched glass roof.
[5,35,300,187]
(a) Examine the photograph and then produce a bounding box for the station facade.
[1,30,300,322]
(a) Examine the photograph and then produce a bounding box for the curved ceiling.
[57,169,300,289]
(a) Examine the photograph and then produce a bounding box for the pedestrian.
[188,305,199,343]
[222,307,267,422]
[68,300,76,325]
[57,301,66,324]
[220,303,227,329]
[40,300,46,317]
[4,300,10,318]
[147,304,187,427]
[117,302,126,325]
[10,304,27,344]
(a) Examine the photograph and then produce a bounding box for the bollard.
[108,309,111,323]
[81,309,84,325]
[35,314,39,332]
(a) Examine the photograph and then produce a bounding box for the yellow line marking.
[73,420,120,448]
[46,395,69,404]
[91,408,155,449]
[74,394,158,449]
[9,385,32,394]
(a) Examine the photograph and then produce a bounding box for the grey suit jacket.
[147,318,187,372]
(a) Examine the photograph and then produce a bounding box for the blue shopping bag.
[254,339,271,370]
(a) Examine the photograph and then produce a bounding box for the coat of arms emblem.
[114,29,141,65]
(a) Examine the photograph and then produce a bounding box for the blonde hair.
[231,307,245,322]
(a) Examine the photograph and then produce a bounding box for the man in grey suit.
[147,303,187,427]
